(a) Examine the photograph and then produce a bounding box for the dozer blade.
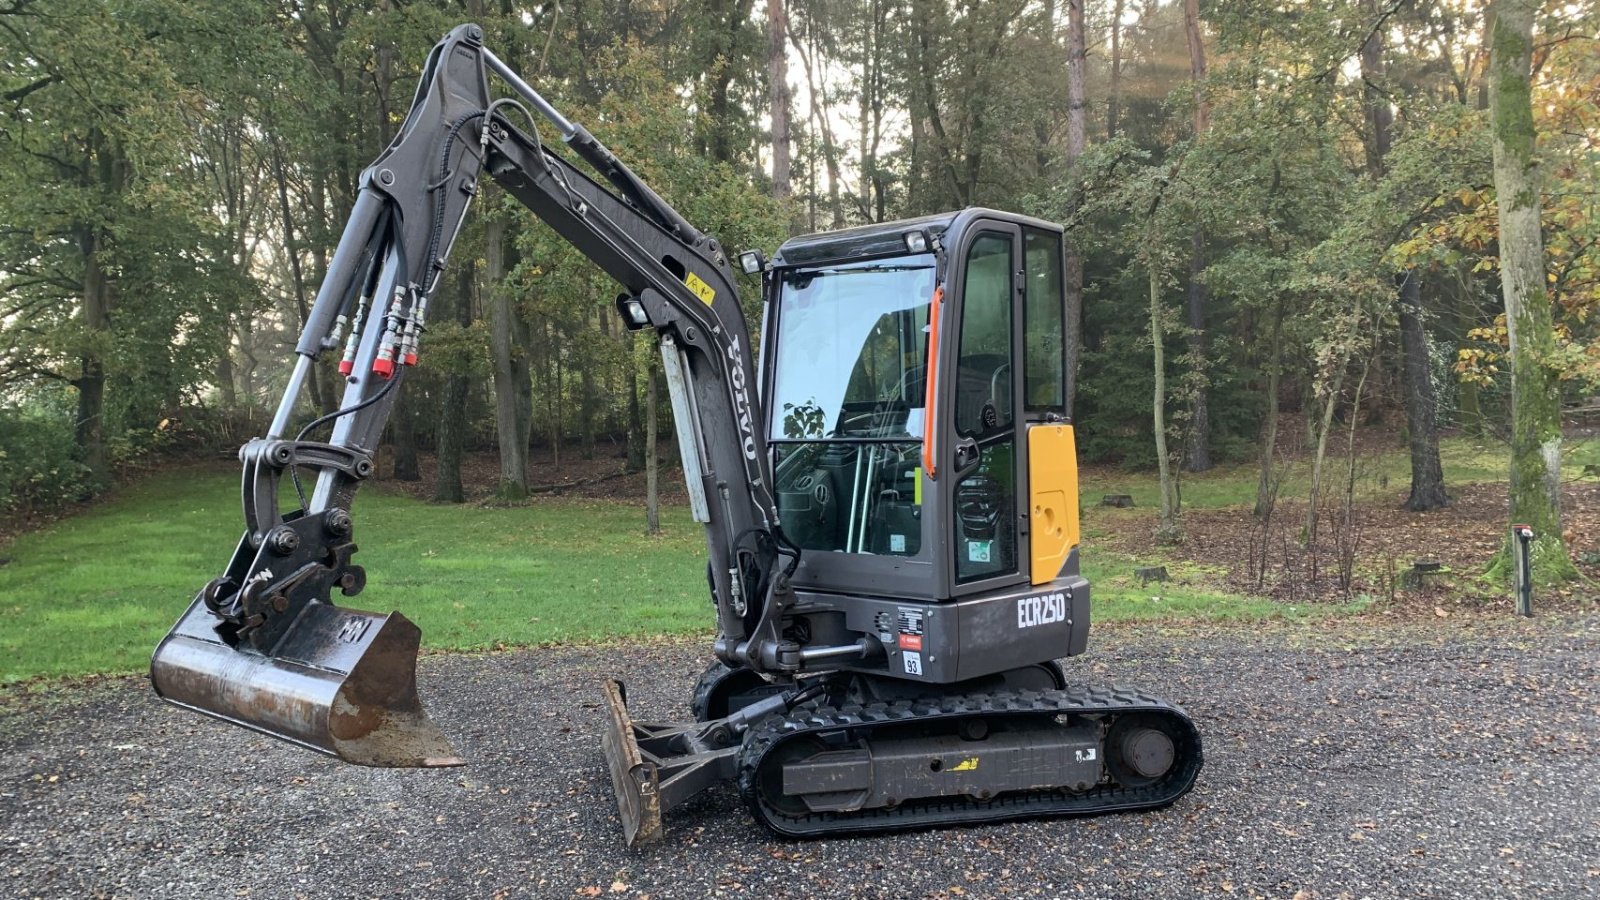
[601,678,663,846]
[152,596,463,767]
[600,678,743,846]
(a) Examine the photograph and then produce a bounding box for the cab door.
[941,219,1073,597]
[943,222,1027,593]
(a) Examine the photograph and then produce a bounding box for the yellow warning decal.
[684,272,716,305]
[949,757,979,772]
[913,467,923,506]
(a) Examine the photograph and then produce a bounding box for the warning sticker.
[898,633,923,652]
[684,272,716,305]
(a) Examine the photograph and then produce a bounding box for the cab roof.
[771,208,1062,268]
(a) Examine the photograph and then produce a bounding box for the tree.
[1107,0,1125,140]
[433,262,478,503]
[1486,0,1576,580]
[0,0,264,482]
[1360,0,1448,511]
[1063,0,1087,415]
[767,0,793,205]
[1179,0,1213,473]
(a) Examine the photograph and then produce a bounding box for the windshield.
[769,255,937,440]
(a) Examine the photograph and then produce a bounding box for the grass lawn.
[0,466,710,683]
[1083,435,1600,512]
[0,462,1354,683]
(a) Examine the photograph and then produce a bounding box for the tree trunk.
[645,362,661,535]
[766,0,792,203]
[216,331,238,410]
[487,217,532,499]
[1487,0,1575,579]
[1362,0,1446,509]
[1455,269,1487,437]
[626,338,646,472]
[1339,351,1376,593]
[1182,0,1210,133]
[549,322,563,471]
[1181,0,1212,473]
[1108,0,1124,140]
[1183,230,1212,472]
[269,135,324,415]
[1064,0,1085,173]
[1303,363,1347,548]
[391,403,421,481]
[434,265,473,503]
[579,309,598,460]
[305,172,332,413]
[237,318,258,408]
[66,128,133,484]
[1360,0,1394,175]
[1034,0,1059,179]
[1063,0,1086,417]
[76,226,110,483]
[1254,298,1284,517]
[1399,271,1449,509]
[1150,265,1179,541]
[706,0,756,164]
[483,217,534,496]
[790,17,845,226]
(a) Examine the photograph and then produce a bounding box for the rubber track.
[737,685,1203,838]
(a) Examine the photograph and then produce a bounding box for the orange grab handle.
[921,284,944,479]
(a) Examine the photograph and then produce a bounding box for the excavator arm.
[151,24,797,767]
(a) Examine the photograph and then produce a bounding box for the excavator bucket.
[151,596,463,767]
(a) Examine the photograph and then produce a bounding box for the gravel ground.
[3,617,1597,900]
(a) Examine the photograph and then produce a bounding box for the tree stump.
[1135,566,1168,584]
[1402,559,1443,591]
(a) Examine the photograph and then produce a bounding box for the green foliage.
[0,399,92,516]
[0,0,1590,601]
[0,0,278,484]
[495,42,788,448]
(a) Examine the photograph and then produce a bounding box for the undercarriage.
[604,664,1201,844]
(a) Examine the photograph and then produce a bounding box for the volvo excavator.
[151,25,1202,845]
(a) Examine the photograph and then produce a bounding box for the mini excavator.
[152,24,1202,844]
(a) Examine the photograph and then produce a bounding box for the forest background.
[2,0,1597,592]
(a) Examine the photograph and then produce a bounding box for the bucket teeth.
[152,596,462,767]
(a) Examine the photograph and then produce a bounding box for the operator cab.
[761,209,1075,605]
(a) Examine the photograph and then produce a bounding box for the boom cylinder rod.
[295,190,385,357]
[481,49,577,139]
[482,48,703,245]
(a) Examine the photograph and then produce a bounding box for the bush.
[0,404,94,516]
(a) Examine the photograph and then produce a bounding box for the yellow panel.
[1027,424,1081,585]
